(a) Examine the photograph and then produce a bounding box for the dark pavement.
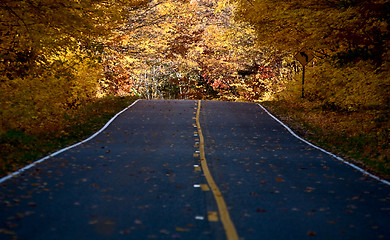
[1,100,389,240]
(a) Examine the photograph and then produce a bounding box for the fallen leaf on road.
[275,177,284,182]
[134,219,142,225]
[159,229,170,234]
[0,228,16,235]
[175,227,190,232]
[305,187,316,193]
[250,192,260,197]
[89,220,98,225]
[120,229,131,234]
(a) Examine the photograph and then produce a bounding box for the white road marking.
[257,103,390,186]
[0,100,141,184]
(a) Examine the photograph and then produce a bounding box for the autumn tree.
[0,0,150,135]
[105,0,280,100]
[232,0,389,109]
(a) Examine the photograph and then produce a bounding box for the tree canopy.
[103,0,287,100]
[232,0,389,66]
[0,0,149,135]
[1,0,388,136]
[231,0,389,110]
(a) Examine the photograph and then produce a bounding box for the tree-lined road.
[1,100,389,240]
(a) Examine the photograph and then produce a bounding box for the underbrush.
[0,96,138,177]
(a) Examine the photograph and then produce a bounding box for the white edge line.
[257,103,390,186]
[0,99,140,184]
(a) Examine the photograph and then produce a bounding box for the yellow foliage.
[277,59,389,112]
[0,53,101,135]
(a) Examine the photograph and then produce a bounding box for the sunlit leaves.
[232,0,389,65]
[0,0,148,136]
[104,0,273,99]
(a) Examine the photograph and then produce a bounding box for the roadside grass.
[261,100,390,179]
[0,96,138,177]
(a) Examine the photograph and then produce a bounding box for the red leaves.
[256,208,266,213]
[275,176,284,182]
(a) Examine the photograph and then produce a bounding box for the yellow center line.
[196,100,239,240]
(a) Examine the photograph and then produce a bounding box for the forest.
[1,0,389,175]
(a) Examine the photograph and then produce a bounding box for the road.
[1,100,389,240]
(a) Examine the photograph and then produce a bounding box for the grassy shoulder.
[0,96,138,177]
[261,100,390,179]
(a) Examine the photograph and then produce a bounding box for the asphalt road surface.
[1,100,389,240]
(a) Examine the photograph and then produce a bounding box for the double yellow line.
[195,100,239,240]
